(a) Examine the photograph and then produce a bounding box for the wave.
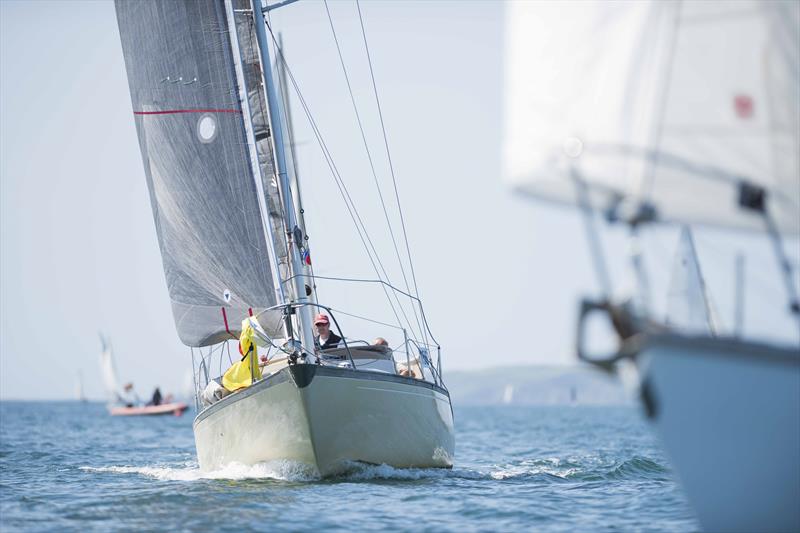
[486,455,669,482]
[489,458,581,481]
[604,456,669,480]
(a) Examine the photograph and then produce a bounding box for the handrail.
[255,301,358,370]
[407,337,445,388]
[282,273,441,350]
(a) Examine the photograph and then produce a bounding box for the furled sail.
[115,0,286,346]
[504,0,800,234]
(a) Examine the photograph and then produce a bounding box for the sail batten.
[115,0,283,346]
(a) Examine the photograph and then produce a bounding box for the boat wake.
[82,455,667,484]
[80,460,319,482]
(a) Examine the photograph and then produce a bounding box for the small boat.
[505,1,800,531]
[109,403,189,417]
[114,0,454,475]
[100,333,189,417]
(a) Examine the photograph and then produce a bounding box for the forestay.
[504,0,799,234]
[115,0,285,346]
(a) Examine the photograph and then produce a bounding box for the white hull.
[638,334,800,532]
[193,364,455,476]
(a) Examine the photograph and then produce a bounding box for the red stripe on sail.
[221,307,233,337]
[133,109,241,115]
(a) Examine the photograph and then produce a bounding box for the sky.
[1,0,798,400]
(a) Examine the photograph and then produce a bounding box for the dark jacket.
[315,331,342,350]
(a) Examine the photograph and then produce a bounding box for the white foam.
[82,461,492,483]
[489,458,578,480]
[333,462,486,481]
[80,460,319,482]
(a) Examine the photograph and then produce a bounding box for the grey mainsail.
[115,0,284,346]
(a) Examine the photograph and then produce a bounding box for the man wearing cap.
[314,313,341,350]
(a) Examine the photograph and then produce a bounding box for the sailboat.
[113,0,454,475]
[100,334,189,416]
[504,1,799,531]
[75,371,87,403]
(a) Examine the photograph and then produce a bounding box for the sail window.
[197,114,218,143]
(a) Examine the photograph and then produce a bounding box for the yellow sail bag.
[222,317,263,391]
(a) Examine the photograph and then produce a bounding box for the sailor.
[314,313,341,350]
[372,337,389,347]
[147,387,162,406]
[118,382,140,408]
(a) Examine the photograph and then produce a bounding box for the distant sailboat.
[505,1,800,531]
[502,384,514,405]
[99,333,119,406]
[75,371,87,403]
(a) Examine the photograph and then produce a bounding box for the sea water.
[0,402,697,531]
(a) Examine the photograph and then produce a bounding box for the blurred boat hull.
[638,334,800,532]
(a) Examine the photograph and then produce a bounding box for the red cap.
[314,313,330,325]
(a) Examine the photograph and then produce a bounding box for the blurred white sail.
[666,228,717,335]
[99,334,119,403]
[504,0,799,233]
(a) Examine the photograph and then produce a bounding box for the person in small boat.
[118,382,140,408]
[147,387,162,406]
[314,313,341,350]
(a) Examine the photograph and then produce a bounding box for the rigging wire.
[275,32,322,305]
[355,0,427,348]
[322,0,425,341]
[325,306,405,331]
[262,15,422,340]
[283,272,440,348]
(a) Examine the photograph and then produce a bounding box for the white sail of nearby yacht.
[504,1,799,531]
[114,0,454,475]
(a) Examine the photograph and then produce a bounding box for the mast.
[278,32,317,306]
[251,0,317,360]
[278,33,308,239]
[224,0,286,307]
